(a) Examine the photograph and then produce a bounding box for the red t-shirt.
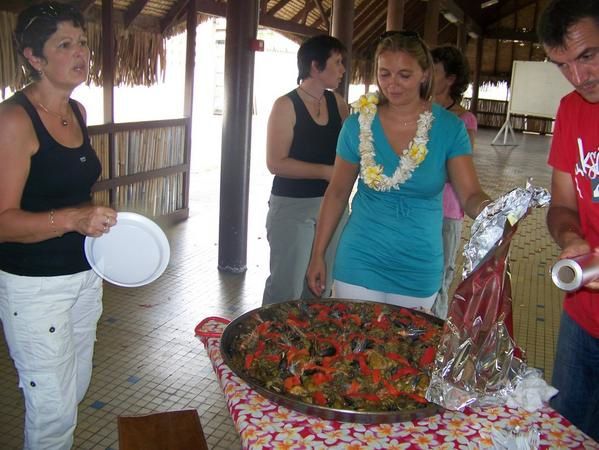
[548,91,599,338]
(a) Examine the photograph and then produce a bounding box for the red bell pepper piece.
[382,379,400,396]
[347,380,360,395]
[312,391,327,406]
[419,346,436,368]
[287,316,309,328]
[386,352,410,366]
[390,366,419,380]
[283,375,301,391]
[372,369,381,384]
[355,354,371,376]
[403,392,428,404]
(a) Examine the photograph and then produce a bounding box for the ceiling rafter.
[124,0,150,29]
[489,0,537,28]
[160,0,189,34]
[266,0,293,18]
[260,0,270,14]
[312,0,329,30]
[291,2,314,25]
[78,0,96,13]
[353,1,386,43]
[311,5,331,29]
[485,28,538,42]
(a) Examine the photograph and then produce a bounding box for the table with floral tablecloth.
[196,317,598,450]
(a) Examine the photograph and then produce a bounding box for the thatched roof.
[0,0,553,91]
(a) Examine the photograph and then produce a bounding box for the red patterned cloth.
[197,318,598,450]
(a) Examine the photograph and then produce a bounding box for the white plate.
[84,212,170,287]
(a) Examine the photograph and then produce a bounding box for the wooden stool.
[118,409,209,450]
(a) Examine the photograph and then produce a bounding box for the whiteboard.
[508,60,573,119]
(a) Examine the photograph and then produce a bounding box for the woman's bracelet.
[49,209,60,236]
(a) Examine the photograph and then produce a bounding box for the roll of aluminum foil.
[551,253,599,292]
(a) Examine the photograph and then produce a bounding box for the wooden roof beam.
[485,28,538,42]
[354,1,387,43]
[260,0,270,14]
[124,0,150,29]
[78,0,96,13]
[195,0,322,36]
[312,0,329,30]
[489,0,537,27]
[197,0,226,16]
[311,5,331,29]
[261,12,322,36]
[291,2,314,25]
[160,0,189,34]
[266,0,293,17]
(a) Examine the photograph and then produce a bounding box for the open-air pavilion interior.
[0,0,583,448]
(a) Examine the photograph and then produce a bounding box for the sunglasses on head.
[21,3,80,33]
[378,30,421,42]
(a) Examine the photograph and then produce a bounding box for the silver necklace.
[298,86,324,117]
[38,102,69,126]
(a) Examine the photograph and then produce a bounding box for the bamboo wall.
[463,98,555,134]
[90,120,189,220]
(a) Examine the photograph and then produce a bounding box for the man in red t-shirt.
[539,0,599,441]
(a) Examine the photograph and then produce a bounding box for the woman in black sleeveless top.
[0,3,117,448]
[262,35,349,305]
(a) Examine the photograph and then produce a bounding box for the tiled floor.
[0,127,564,449]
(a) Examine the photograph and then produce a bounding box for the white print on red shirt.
[574,138,599,201]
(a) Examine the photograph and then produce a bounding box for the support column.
[457,22,468,51]
[423,0,440,47]
[217,0,260,273]
[101,0,114,124]
[386,0,405,31]
[470,36,483,114]
[331,0,354,99]
[181,0,197,219]
[101,0,115,206]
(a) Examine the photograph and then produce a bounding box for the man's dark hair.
[431,45,471,102]
[296,35,346,84]
[14,1,86,80]
[537,0,599,48]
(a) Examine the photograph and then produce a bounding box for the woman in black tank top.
[262,35,350,306]
[0,3,117,447]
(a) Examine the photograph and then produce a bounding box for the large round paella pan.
[220,298,444,424]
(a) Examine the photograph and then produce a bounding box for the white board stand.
[492,112,517,146]
[490,60,572,147]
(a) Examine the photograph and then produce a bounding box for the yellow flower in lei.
[351,92,433,192]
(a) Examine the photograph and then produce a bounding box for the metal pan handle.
[195,316,231,338]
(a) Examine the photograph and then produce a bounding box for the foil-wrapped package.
[463,181,551,279]
[426,181,551,411]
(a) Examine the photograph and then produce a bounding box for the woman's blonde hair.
[374,31,434,104]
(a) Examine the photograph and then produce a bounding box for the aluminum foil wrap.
[426,181,551,411]
[463,181,551,278]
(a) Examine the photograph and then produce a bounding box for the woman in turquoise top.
[306,31,491,312]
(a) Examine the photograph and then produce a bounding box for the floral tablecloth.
[197,318,598,450]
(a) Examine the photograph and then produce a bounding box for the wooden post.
[457,22,468,51]
[101,0,115,206]
[423,0,440,47]
[181,0,197,220]
[386,0,405,31]
[217,0,260,273]
[470,36,483,115]
[331,0,353,100]
[101,0,114,124]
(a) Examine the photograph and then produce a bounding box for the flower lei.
[351,92,433,192]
